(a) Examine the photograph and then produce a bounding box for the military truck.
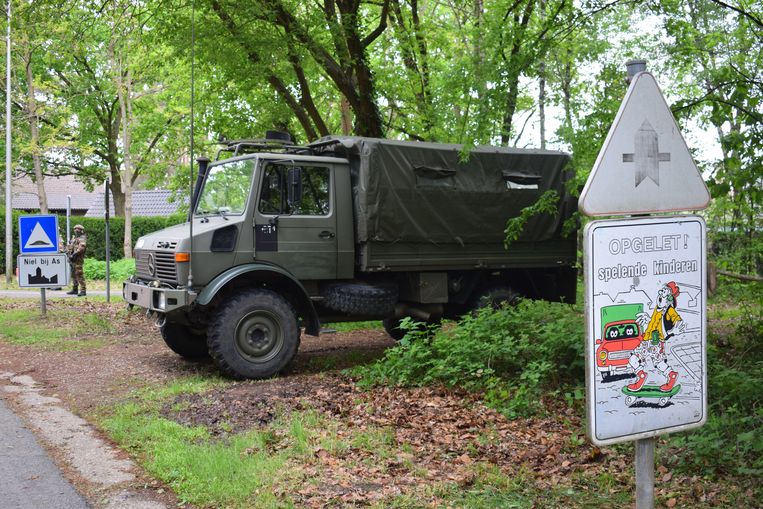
[123,134,578,379]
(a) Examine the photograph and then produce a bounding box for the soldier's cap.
[74,224,85,230]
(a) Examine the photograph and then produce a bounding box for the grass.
[96,373,755,509]
[0,306,113,350]
[323,320,382,332]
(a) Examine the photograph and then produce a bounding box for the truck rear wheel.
[160,322,210,359]
[471,285,519,312]
[382,316,440,341]
[207,289,299,379]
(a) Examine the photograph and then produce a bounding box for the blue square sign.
[19,215,60,254]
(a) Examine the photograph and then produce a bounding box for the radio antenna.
[188,0,196,288]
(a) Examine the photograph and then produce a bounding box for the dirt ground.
[0,299,745,508]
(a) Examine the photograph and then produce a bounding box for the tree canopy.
[1,0,760,266]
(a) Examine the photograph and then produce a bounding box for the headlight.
[599,351,608,361]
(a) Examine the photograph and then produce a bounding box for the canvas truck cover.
[312,136,575,246]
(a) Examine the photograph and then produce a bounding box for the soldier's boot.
[66,287,78,295]
[77,290,87,297]
[627,370,648,391]
[660,371,679,392]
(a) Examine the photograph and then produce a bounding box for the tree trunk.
[22,42,48,214]
[538,0,546,149]
[110,37,134,259]
[340,96,352,135]
[539,63,546,149]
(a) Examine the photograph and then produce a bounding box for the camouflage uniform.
[66,225,87,296]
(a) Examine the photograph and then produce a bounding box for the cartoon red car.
[595,303,644,382]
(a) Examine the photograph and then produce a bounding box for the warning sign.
[584,216,707,445]
[579,72,710,216]
[19,215,60,254]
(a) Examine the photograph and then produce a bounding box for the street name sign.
[584,216,707,445]
[19,215,59,254]
[579,72,711,216]
[17,254,69,288]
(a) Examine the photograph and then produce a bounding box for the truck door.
[254,161,337,280]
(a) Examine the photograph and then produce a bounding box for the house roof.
[11,173,96,211]
[85,190,185,217]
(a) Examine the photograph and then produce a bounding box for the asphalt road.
[0,397,90,509]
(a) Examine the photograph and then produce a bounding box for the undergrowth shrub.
[668,286,763,481]
[354,299,584,417]
[83,258,136,281]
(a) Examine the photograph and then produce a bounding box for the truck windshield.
[196,159,255,216]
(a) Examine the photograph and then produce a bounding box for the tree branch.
[709,0,763,28]
[362,0,390,47]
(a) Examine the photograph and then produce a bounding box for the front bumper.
[123,280,195,313]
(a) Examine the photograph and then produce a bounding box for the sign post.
[18,215,65,315]
[105,180,110,303]
[580,60,710,509]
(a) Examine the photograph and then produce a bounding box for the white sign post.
[580,61,710,509]
[18,215,63,316]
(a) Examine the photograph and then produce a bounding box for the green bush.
[83,258,136,281]
[354,299,585,417]
[0,210,186,268]
[668,289,763,480]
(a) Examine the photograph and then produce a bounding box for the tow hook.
[147,309,167,328]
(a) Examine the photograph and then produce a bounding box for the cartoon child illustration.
[627,281,686,392]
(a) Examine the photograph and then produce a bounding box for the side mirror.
[595,339,602,345]
[287,167,303,208]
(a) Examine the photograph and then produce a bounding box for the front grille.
[135,249,177,283]
[607,350,632,361]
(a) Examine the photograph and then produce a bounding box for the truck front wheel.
[207,289,300,379]
[160,322,210,359]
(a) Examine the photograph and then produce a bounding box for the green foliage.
[354,299,584,417]
[504,190,560,249]
[0,210,185,269]
[668,283,763,482]
[69,214,186,261]
[83,258,136,281]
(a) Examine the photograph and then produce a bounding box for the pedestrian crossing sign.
[19,215,60,254]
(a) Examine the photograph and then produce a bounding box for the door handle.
[319,230,335,239]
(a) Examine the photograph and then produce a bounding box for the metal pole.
[64,194,74,281]
[40,288,46,316]
[635,437,655,509]
[104,180,110,302]
[4,0,12,285]
[187,0,195,289]
[66,194,71,241]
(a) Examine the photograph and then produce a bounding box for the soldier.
[66,224,87,296]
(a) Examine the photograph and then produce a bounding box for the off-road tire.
[207,289,299,380]
[382,317,408,341]
[160,322,210,359]
[470,285,519,312]
[323,283,397,316]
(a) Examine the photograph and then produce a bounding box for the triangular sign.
[579,72,711,216]
[24,222,55,250]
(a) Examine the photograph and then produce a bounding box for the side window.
[258,164,330,216]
